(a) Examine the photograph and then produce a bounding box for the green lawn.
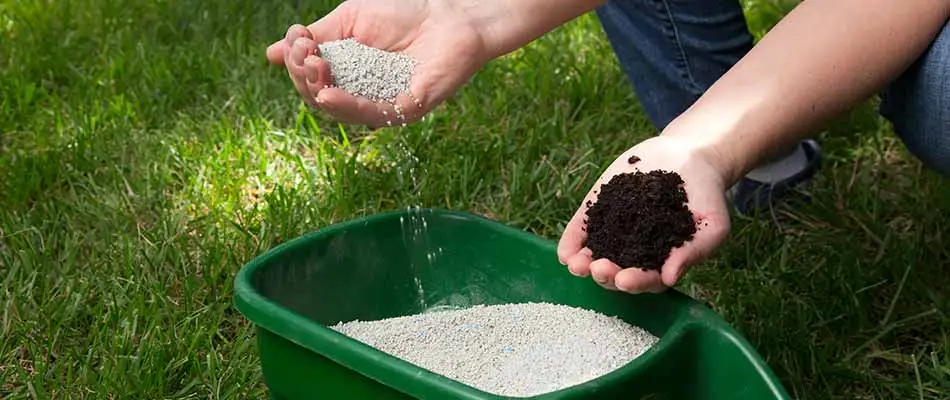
[2,0,949,398]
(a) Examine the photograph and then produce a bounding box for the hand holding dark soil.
[557,136,732,294]
[583,169,698,271]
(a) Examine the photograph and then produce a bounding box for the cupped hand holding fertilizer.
[556,135,732,294]
[265,0,489,128]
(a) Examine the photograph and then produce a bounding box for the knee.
[880,23,950,178]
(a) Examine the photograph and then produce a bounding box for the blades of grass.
[914,353,925,400]
[882,262,914,327]
[855,279,888,294]
[845,308,940,363]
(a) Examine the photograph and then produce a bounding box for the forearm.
[665,0,950,185]
[449,0,605,59]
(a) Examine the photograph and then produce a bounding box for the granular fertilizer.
[331,302,659,397]
[317,38,417,103]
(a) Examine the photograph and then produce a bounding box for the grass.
[2,0,949,398]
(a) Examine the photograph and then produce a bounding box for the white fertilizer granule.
[317,38,417,103]
[330,302,659,398]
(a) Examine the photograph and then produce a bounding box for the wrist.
[660,113,748,189]
[659,83,811,188]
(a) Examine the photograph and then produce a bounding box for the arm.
[665,0,950,185]
[266,0,604,127]
[455,0,607,59]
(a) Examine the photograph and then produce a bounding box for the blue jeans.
[596,0,950,178]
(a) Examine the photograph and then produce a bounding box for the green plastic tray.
[234,208,790,399]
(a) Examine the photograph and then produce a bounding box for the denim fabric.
[595,0,754,130]
[596,0,950,178]
[879,22,950,178]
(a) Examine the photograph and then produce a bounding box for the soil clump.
[583,168,696,271]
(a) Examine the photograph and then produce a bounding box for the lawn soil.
[583,168,696,271]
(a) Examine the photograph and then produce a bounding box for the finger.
[315,87,381,125]
[282,24,313,73]
[286,24,313,44]
[352,92,426,128]
[557,209,587,264]
[282,25,314,65]
[557,193,600,264]
[660,212,730,287]
[402,76,429,118]
[566,248,592,277]
[266,41,287,65]
[388,92,426,125]
[314,87,415,128]
[304,55,334,99]
[589,259,620,291]
[267,24,312,65]
[287,38,319,108]
[614,267,665,294]
[288,37,317,77]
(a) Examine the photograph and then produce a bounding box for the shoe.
[727,139,823,217]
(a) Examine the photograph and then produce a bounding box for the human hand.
[265,0,490,128]
[556,135,732,294]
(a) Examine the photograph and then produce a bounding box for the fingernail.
[292,43,307,66]
[287,24,308,41]
[566,265,581,276]
[305,56,319,83]
[285,29,301,46]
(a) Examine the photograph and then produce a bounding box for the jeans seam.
[656,0,702,97]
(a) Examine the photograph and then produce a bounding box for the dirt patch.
[582,169,696,271]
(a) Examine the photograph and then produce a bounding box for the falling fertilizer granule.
[317,38,417,103]
[331,302,659,397]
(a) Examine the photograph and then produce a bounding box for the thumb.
[266,41,287,65]
[557,204,589,264]
[306,3,352,45]
[660,212,731,287]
